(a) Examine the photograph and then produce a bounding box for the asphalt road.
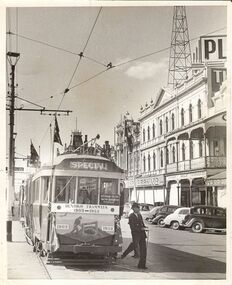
[42,217,226,279]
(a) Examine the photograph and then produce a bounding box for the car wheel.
[191,221,204,233]
[171,221,179,230]
[158,218,165,227]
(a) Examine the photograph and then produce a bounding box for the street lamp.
[7,51,20,242]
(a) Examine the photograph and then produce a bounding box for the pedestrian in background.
[127,202,148,269]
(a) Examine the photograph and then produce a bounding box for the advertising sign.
[207,67,227,106]
[124,175,164,188]
[200,35,226,62]
[55,213,115,243]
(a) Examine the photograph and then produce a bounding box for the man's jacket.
[128,212,146,233]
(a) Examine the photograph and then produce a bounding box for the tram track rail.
[36,254,53,280]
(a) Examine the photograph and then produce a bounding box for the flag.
[54,116,63,146]
[125,120,133,152]
[30,140,39,166]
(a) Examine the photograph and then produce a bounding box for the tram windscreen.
[77,177,98,204]
[55,176,75,203]
[100,179,119,205]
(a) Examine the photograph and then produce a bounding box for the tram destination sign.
[56,158,123,173]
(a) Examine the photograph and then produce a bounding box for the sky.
[5,4,227,166]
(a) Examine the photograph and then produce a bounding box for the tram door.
[40,176,51,242]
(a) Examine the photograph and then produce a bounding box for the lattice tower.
[167,6,192,89]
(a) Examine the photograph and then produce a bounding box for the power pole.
[7,51,20,242]
[167,6,192,89]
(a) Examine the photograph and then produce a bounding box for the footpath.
[7,221,49,279]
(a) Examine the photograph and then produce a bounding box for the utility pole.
[7,51,20,242]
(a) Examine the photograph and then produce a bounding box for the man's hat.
[131,202,140,209]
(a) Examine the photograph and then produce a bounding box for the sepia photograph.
[0,1,231,282]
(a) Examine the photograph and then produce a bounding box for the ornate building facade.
[115,35,227,207]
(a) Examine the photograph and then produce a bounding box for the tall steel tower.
[167,6,192,89]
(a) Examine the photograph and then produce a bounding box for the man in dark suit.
[123,202,148,269]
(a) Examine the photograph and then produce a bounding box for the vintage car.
[181,205,226,233]
[163,207,190,230]
[145,206,163,222]
[151,205,180,226]
[124,202,154,219]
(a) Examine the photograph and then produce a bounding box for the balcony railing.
[166,156,226,173]
[206,156,226,168]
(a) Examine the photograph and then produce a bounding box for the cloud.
[125,58,169,80]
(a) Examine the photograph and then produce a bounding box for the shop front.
[124,175,165,204]
[206,171,226,208]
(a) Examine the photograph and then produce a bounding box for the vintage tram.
[20,132,124,263]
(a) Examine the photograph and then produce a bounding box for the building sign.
[200,35,226,63]
[124,175,164,188]
[51,203,119,215]
[207,67,227,106]
[206,179,226,187]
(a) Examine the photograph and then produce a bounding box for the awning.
[206,171,226,187]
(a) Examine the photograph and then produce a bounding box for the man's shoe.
[138,266,148,269]
[121,254,126,259]
[132,255,139,258]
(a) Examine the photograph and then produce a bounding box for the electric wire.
[39,7,102,149]
[66,7,102,89]
[7,32,106,67]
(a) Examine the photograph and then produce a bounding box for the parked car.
[145,206,163,222]
[163,207,190,230]
[123,202,154,219]
[123,202,133,218]
[139,203,155,220]
[181,205,226,233]
[152,205,180,226]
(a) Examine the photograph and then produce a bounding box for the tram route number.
[56,224,70,230]
[102,226,114,232]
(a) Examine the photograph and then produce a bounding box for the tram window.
[100,179,119,205]
[77,177,98,204]
[33,179,40,202]
[55,176,75,203]
[42,177,50,203]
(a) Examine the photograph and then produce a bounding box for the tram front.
[48,155,124,258]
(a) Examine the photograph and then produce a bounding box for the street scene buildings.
[115,36,227,209]
[2,3,230,282]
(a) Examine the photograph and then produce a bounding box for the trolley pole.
[7,51,20,242]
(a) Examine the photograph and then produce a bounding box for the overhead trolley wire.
[38,7,103,148]
[66,7,103,89]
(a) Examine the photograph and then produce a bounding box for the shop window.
[159,119,163,135]
[153,152,156,170]
[152,123,155,138]
[181,108,185,126]
[165,117,169,133]
[171,113,175,130]
[182,143,185,161]
[172,146,176,163]
[198,99,202,119]
[148,154,151,171]
[160,150,164,167]
[147,126,150,141]
[33,178,40,202]
[189,104,193,123]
